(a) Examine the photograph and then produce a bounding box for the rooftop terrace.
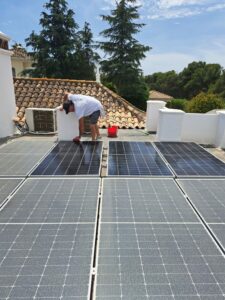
[0,130,225,299]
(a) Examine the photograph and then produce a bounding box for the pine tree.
[25,0,79,78]
[99,0,150,109]
[75,22,100,80]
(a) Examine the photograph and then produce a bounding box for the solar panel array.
[178,179,225,250]
[0,140,54,176]
[108,142,173,176]
[0,178,100,299]
[95,178,225,299]
[155,142,225,177]
[32,141,103,176]
[1,138,225,299]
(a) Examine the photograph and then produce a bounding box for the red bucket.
[107,125,118,137]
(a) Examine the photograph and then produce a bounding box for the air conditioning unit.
[25,108,57,133]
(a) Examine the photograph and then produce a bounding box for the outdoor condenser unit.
[25,108,57,133]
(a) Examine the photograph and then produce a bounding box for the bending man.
[62,94,104,142]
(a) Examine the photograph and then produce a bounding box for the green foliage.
[25,0,98,79]
[145,62,224,101]
[99,0,150,107]
[145,71,181,98]
[119,76,149,110]
[186,92,225,113]
[179,62,222,99]
[75,22,100,80]
[166,99,188,111]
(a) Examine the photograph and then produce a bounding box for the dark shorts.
[89,110,100,125]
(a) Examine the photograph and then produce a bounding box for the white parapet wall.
[154,106,225,148]
[182,113,218,145]
[0,32,17,138]
[156,108,185,142]
[56,107,79,141]
[216,112,225,148]
[146,100,166,132]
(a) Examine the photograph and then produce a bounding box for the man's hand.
[73,136,80,143]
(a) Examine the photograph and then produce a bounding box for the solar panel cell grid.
[155,142,225,177]
[0,179,100,223]
[95,223,225,299]
[108,142,173,176]
[178,179,225,223]
[31,141,102,176]
[0,179,22,206]
[102,179,199,222]
[0,223,94,299]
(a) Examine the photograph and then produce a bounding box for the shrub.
[186,92,225,113]
[166,99,188,111]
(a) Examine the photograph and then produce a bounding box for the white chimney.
[0,31,17,138]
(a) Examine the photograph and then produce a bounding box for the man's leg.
[95,124,101,138]
[90,124,97,141]
[79,117,84,137]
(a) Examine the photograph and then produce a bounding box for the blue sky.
[1,0,225,75]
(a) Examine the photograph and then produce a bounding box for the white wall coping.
[160,108,185,114]
[147,100,166,104]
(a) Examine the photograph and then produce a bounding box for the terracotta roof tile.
[149,90,173,101]
[14,78,146,129]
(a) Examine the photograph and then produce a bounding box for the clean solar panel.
[102,179,199,222]
[0,223,94,299]
[95,223,225,299]
[31,141,102,176]
[108,142,173,176]
[178,179,225,223]
[0,178,100,223]
[155,142,225,177]
[0,140,54,176]
[0,179,22,206]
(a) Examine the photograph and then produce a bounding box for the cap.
[63,100,72,114]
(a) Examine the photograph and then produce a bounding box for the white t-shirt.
[68,94,104,120]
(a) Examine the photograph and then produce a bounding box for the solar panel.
[102,179,199,222]
[108,142,173,176]
[95,223,225,299]
[0,223,94,299]
[178,179,225,223]
[0,141,54,176]
[0,178,100,223]
[210,224,225,250]
[155,142,225,177]
[31,141,103,176]
[0,179,22,206]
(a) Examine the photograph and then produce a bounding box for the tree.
[210,70,225,99]
[99,0,150,109]
[75,22,100,80]
[186,92,225,113]
[25,0,79,78]
[179,62,222,99]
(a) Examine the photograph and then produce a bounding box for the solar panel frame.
[107,141,174,177]
[31,141,103,177]
[0,178,23,208]
[154,142,225,178]
[0,141,56,177]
